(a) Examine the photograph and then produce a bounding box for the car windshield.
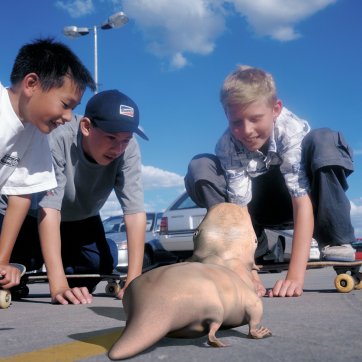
[103,216,123,234]
[104,213,162,234]
[172,194,198,210]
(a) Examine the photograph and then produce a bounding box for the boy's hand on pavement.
[0,264,21,289]
[51,287,93,305]
[117,287,125,300]
[267,279,303,297]
[117,280,130,300]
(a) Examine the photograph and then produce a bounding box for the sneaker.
[321,244,356,262]
[309,239,320,260]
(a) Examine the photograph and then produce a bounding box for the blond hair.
[220,65,277,109]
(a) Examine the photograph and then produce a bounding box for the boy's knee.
[303,128,353,172]
[188,154,219,175]
[303,128,333,148]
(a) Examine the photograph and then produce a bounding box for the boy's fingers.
[117,287,125,300]
[269,279,283,297]
[66,287,92,304]
[269,280,303,298]
[52,287,93,305]
[52,293,69,305]
[0,269,21,288]
[75,287,93,304]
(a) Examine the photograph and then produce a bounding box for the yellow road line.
[0,328,123,362]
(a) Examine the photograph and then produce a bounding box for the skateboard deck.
[0,263,26,309]
[13,271,128,300]
[258,260,362,293]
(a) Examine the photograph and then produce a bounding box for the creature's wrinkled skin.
[108,203,271,361]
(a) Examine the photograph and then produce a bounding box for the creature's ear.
[193,228,201,241]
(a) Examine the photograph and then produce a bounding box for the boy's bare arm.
[0,195,31,288]
[268,194,314,297]
[117,212,146,299]
[38,207,92,305]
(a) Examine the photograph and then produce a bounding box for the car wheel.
[142,251,152,269]
[275,237,285,263]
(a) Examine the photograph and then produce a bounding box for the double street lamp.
[63,11,129,94]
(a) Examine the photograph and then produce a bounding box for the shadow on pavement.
[69,327,122,350]
[88,306,126,321]
[68,320,251,359]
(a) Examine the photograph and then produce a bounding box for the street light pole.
[63,11,129,94]
[93,25,98,92]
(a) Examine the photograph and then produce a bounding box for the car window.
[171,194,198,210]
[103,216,123,233]
[146,217,153,232]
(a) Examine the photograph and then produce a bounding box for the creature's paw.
[207,321,230,347]
[249,326,272,339]
[207,336,230,348]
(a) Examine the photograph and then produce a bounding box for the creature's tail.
[108,315,171,360]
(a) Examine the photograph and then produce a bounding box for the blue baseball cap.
[84,89,148,140]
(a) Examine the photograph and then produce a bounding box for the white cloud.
[171,53,188,70]
[100,190,120,219]
[57,0,337,67]
[351,198,362,237]
[230,0,337,41]
[141,165,184,189]
[120,0,337,67]
[100,165,184,218]
[122,0,225,69]
[55,0,94,18]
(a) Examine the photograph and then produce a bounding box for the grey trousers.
[184,128,355,247]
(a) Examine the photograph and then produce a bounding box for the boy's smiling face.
[226,98,282,152]
[19,74,83,134]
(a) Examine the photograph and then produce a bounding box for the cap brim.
[135,128,149,141]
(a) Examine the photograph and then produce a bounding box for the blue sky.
[1,0,361,235]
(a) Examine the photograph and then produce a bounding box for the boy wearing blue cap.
[0,90,148,305]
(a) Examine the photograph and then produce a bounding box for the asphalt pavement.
[0,267,361,362]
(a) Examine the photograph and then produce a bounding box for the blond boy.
[185,65,355,297]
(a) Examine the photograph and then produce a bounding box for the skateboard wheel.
[105,282,121,296]
[355,280,362,290]
[354,273,362,290]
[11,285,29,299]
[334,274,355,293]
[0,290,11,309]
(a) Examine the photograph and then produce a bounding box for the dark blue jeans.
[0,213,118,287]
[184,128,355,247]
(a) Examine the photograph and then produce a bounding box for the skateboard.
[0,263,26,309]
[258,260,362,293]
[10,270,128,301]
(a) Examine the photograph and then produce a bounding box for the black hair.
[10,37,96,92]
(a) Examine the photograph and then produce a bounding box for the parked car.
[103,212,177,272]
[159,191,320,263]
[159,192,205,260]
[103,215,125,234]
